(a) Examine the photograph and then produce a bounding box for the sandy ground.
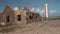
[0,20,60,34]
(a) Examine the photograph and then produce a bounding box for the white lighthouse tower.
[45,3,48,19]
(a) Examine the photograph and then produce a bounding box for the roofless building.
[0,5,41,26]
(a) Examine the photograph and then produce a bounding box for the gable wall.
[2,5,16,25]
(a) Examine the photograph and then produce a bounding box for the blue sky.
[0,0,60,17]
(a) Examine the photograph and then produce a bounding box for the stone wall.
[1,5,16,25]
[26,12,41,23]
[0,5,41,26]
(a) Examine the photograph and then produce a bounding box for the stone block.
[0,22,6,26]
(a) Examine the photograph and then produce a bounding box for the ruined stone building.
[0,5,41,26]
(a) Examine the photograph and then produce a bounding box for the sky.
[0,0,60,17]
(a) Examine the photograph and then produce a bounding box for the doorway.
[6,16,10,22]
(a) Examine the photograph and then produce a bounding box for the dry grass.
[0,26,15,33]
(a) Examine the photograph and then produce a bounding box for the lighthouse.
[45,3,48,19]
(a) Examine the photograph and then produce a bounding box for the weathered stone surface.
[0,22,6,26]
[0,5,41,26]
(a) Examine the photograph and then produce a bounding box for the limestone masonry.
[0,5,41,26]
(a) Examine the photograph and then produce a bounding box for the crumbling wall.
[26,12,41,23]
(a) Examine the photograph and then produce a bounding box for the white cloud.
[36,8,40,12]
[40,9,44,14]
[49,10,56,14]
[30,8,45,15]
[14,7,19,10]
[31,8,40,13]
[31,8,35,11]
[30,8,57,16]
